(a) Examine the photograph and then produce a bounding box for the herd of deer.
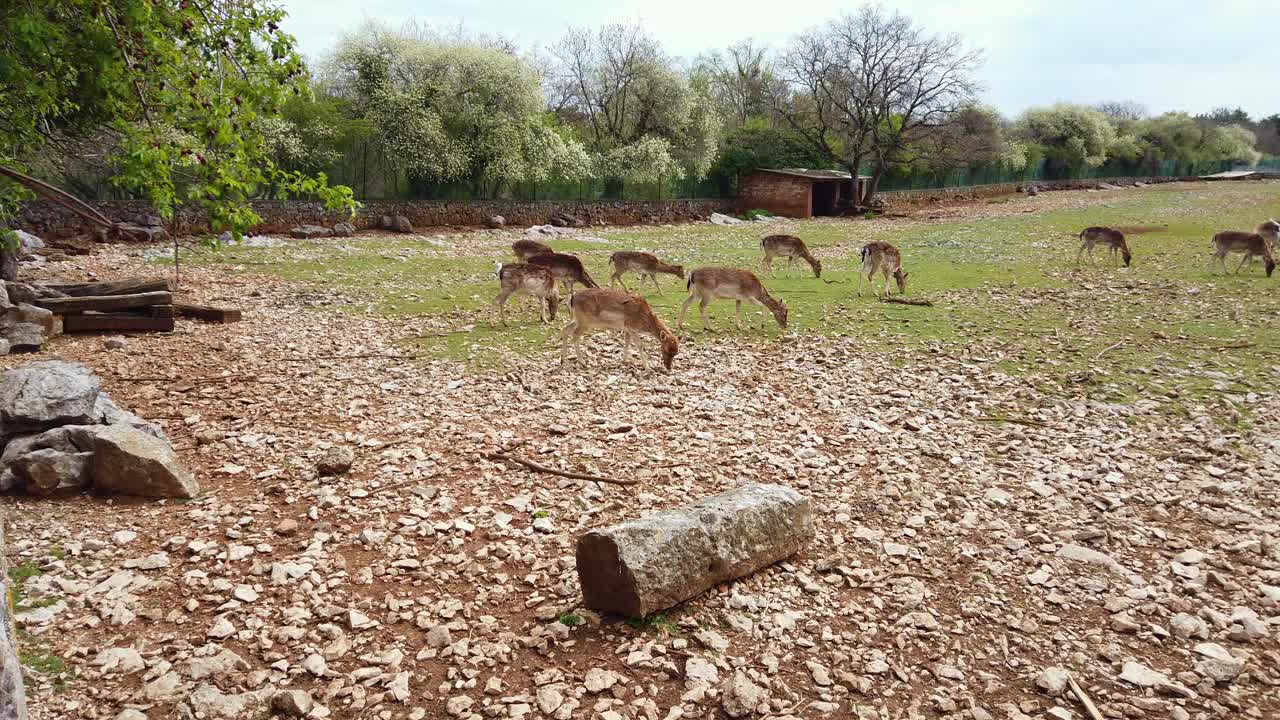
[492,219,1279,371]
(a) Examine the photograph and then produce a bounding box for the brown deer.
[1076,227,1132,267]
[560,288,679,370]
[678,267,788,331]
[761,235,822,278]
[491,262,559,326]
[608,251,685,293]
[512,239,554,262]
[858,242,909,297]
[1211,220,1279,276]
[526,252,599,295]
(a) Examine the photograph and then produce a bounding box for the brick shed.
[737,168,868,218]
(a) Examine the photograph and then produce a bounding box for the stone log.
[1,521,29,720]
[576,483,813,618]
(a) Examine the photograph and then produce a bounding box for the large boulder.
[0,361,101,435]
[93,394,164,438]
[14,231,43,256]
[3,325,43,354]
[486,215,506,229]
[331,222,355,238]
[1,523,29,720]
[11,448,92,495]
[709,213,745,226]
[391,215,414,233]
[92,425,199,498]
[576,483,814,618]
[289,225,333,240]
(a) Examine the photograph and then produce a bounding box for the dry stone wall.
[12,199,737,241]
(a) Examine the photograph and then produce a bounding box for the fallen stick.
[1094,341,1124,360]
[880,296,934,307]
[484,451,638,486]
[1066,674,1105,720]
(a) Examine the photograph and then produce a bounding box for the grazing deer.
[858,242,909,297]
[560,288,679,370]
[1076,227,1132,267]
[608,251,685,293]
[512,238,554,262]
[526,252,599,295]
[678,267,788,330]
[491,262,559,326]
[761,235,822,278]
[1211,220,1279,276]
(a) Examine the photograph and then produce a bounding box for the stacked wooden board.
[34,277,242,333]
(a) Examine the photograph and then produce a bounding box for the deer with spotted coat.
[761,234,822,278]
[858,241,910,297]
[1211,220,1279,276]
[560,288,679,370]
[678,267,788,330]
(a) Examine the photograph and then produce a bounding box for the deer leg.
[622,331,632,365]
[573,328,587,365]
[559,321,577,364]
[1235,254,1250,274]
[857,270,865,296]
[610,269,625,290]
[636,333,651,368]
[884,270,892,298]
[756,299,768,329]
[762,255,773,276]
[648,273,661,294]
[1075,242,1086,264]
[699,297,711,330]
[492,290,512,327]
[734,300,744,330]
[678,293,696,329]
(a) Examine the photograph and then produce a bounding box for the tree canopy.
[0,0,356,243]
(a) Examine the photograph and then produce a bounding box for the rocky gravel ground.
[3,198,1279,720]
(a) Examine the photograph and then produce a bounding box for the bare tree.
[1094,100,1149,122]
[778,5,981,205]
[695,39,783,129]
[548,24,674,151]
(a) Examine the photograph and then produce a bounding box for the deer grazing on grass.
[761,234,822,278]
[678,267,788,331]
[491,262,559,326]
[1211,220,1278,277]
[608,251,685,293]
[512,238,553,262]
[1076,227,1133,267]
[858,242,909,297]
[560,288,679,370]
[526,252,599,295]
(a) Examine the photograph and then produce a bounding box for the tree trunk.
[862,167,884,206]
[0,248,18,283]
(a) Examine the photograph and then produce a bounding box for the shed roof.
[755,168,868,181]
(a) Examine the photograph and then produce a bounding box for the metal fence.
[871,158,1246,193]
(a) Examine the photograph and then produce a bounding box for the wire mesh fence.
[871,158,1247,193]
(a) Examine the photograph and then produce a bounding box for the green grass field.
[178,181,1279,426]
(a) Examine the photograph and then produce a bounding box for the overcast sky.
[279,0,1278,119]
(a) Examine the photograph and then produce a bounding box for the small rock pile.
[0,361,197,498]
[0,279,64,354]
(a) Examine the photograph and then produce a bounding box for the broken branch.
[880,296,934,307]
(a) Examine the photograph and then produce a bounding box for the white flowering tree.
[1014,104,1119,169]
[548,24,722,187]
[327,26,593,195]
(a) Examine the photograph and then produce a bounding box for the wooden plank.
[41,278,172,297]
[150,304,176,318]
[62,314,175,333]
[174,303,242,323]
[36,291,172,314]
